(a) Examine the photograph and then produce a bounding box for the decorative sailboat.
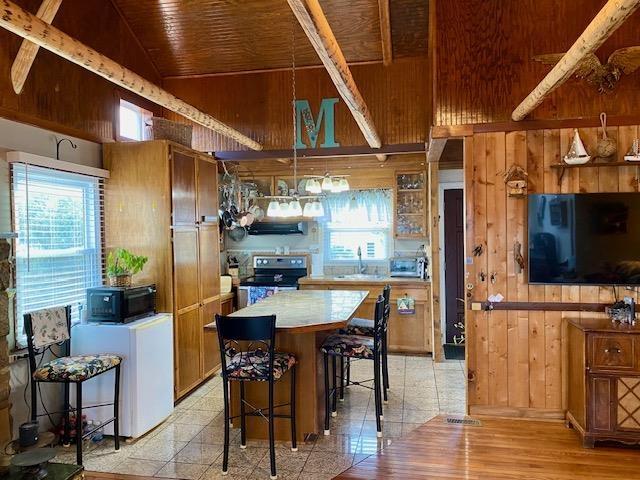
[624,138,640,162]
[563,129,591,165]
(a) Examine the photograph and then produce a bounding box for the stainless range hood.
[247,222,308,235]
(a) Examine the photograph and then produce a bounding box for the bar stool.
[341,285,391,402]
[321,295,388,437]
[24,306,121,466]
[215,314,297,480]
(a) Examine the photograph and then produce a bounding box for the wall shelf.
[550,161,640,185]
[470,301,610,313]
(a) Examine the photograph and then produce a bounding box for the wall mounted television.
[528,193,640,285]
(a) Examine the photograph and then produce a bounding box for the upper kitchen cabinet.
[395,171,428,239]
[104,140,221,399]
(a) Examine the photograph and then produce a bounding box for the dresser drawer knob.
[604,347,621,354]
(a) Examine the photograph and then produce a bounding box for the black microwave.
[87,284,156,324]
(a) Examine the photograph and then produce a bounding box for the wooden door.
[444,189,465,347]
[197,157,218,225]
[176,308,202,396]
[199,225,220,302]
[172,227,200,310]
[171,149,197,225]
[202,299,221,377]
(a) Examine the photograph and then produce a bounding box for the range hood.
[247,221,308,236]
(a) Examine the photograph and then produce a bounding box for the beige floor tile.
[129,438,188,462]
[251,466,301,480]
[194,424,240,445]
[296,472,336,480]
[200,463,254,480]
[402,408,439,424]
[302,451,356,474]
[191,396,225,413]
[312,433,361,454]
[110,458,166,477]
[401,422,424,435]
[365,405,403,422]
[212,446,268,468]
[154,423,206,443]
[172,441,224,464]
[361,420,403,438]
[327,418,364,436]
[154,462,209,479]
[174,409,219,426]
[355,436,393,454]
[257,448,310,473]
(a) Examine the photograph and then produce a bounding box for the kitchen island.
[299,275,432,354]
[205,289,368,441]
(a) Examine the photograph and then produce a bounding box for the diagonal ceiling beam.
[288,0,382,148]
[378,0,392,66]
[11,0,62,94]
[0,0,262,150]
[512,0,640,121]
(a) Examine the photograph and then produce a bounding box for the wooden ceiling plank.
[378,0,392,66]
[288,0,382,148]
[11,0,62,94]
[511,0,640,121]
[0,0,262,150]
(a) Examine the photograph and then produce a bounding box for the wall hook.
[490,272,498,284]
[55,137,77,160]
[479,271,486,282]
[473,244,484,257]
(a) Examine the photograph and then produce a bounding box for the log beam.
[375,153,388,162]
[378,0,392,66]
[11,0,61,94]
[512,0,640,121]
[0,0,262,150]
[288,0,382,148]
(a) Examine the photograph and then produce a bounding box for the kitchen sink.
[335,274,386,280]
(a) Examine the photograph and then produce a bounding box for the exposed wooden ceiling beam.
[375,153,388,162]
[378,0,392,66]
[0,0,262,150]
[288,0,382,149]
[427,134,447,164]
[11,0,62,94]
[512,0,640,121]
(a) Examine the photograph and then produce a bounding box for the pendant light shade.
[338,178,350,192]
[305,178,321,194]
[321,176,333,191]
[289,199,303,217]
[303,201,313,217]
[267,200,281,217]
[279,202,291,218]
[331,179,342,193]
[313,201,325,217]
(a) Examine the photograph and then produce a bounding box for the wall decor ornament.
[503,164,528,197]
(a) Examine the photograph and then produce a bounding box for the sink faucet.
[357,246,367,274]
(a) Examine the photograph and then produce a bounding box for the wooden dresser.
[567,318,640,447]
[104,140,221,400]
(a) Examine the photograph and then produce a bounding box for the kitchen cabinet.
[566,318,640,447]
[298,277,432,353]
[395,170,428,239]
[104,141,222,400]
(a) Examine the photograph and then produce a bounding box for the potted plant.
[106,248,148,287]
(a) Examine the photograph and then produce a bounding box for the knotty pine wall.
[464,126,640,418]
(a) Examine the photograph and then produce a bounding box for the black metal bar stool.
[321,295,388,437]
[215,313,297,480]
[341,285,391,403]
[24,306,121,466]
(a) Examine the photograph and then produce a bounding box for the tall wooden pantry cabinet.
[104,140,221,399]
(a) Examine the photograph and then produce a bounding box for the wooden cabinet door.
[175,307,203,397]
[171,149,197,225]
[589,376,615,433]
[202,299,221,377]
[199,225,220,302]
[173,227,200,311]
[197,157,218,225]
[388,301,428,353]
[221,298,235,316]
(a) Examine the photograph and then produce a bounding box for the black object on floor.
[443,343,465,360]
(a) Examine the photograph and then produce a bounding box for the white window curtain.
[11,164,103,348]
[321,190,392,263]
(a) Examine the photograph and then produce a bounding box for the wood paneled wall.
[0,0,160,143]
[436,0,640,126]
[163,59,430,151]
[464,126,640,417]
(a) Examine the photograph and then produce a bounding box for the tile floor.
[54,354,466,480]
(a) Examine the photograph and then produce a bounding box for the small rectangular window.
[119,99,152,141]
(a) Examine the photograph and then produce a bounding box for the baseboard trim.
[469,405,565,421]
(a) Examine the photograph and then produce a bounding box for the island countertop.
[298,275,430,286]
[205,289,369,334]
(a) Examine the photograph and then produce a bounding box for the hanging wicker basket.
[108,274,132,288]
[146,117,193,148]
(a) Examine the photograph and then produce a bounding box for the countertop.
[568,317,640,333]
[205,289,368,333]
[298,275,430,286]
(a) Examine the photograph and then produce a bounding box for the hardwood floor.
[336,415,640,479]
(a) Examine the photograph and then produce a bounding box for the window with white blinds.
[11,164,103,347]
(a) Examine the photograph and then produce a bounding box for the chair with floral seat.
[321,295,388,437]
[215,313,297,480]
[24,306,121,466]
[340,285,391,402]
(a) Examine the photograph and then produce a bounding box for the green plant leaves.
[106,248,148,277]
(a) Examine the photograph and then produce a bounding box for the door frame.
[438,170,464,346]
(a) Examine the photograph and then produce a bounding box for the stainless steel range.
[237,255,308,308]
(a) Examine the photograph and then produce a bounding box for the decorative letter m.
[295,98,340,149]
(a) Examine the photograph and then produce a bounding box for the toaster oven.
[389,257,427,279]
[87,284,156,323]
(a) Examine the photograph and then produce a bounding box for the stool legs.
[222,378,230,475]
[114,365,121,450]
[373,350,383,437]
[382,335,389,403]
[240,381,247,448]
[331,356,337,417]
[75,382,83,465]
[268,375,276,479]
[63,382,70,446]
[323,353,330,435]
[30,378,37,422]
[290,367,297,452]
[339,357,345,401]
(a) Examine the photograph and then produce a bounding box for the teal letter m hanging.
[295,98,340,148]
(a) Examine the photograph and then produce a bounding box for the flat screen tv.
[528,193,640,285]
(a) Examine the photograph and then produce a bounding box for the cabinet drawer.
[590,335,636,372]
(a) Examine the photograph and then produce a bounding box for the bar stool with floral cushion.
[24,305,121,466]
[340,285,391,402]
[321,295,388,437]
[215,313,297,480]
